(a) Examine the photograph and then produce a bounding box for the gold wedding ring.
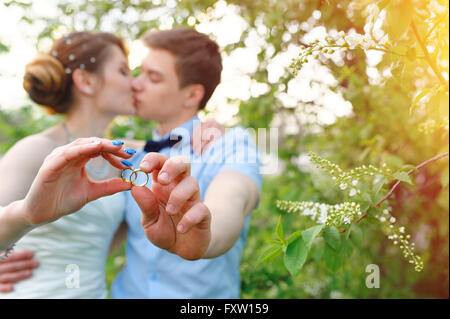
[121,167,149,187]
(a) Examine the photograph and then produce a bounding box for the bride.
[0,31,219,298]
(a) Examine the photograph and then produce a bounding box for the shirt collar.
[152,115,200,147]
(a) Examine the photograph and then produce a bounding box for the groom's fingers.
[0,270,33,284]
[156,156,191,185]
[165,176,201,216]
[139,152,168,173]
[88,178,132,202]
[0,283,13,293]
[131,185,160,227]
[176,202,211,234]
[139,154,190,185]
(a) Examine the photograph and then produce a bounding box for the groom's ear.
[182,84,205,110]
[72,69,98,96]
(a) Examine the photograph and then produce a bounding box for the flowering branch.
[356,151,449,224]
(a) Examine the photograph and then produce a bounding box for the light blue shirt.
[111,115,262,299]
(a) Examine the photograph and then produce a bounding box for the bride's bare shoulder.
[1,128,61,164]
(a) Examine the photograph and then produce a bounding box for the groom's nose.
[131,76,142,92]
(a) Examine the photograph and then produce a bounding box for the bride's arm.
[0,137,133,249]
[0,135,54,250]
[0,138,133,292]
[0,134,53,207]
[0,201,35,251]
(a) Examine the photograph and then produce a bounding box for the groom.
[111,27,262,298]
[2,27,262,298]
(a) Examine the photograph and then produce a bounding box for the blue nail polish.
[124,148,136,155]
[112,140,124,146]
[121,160,133,167]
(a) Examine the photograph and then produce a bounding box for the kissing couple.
[0,27,262,299]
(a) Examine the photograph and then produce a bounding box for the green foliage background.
[0,0,448,298]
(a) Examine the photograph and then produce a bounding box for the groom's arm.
[108,221,128,255]
[202,170,259,258]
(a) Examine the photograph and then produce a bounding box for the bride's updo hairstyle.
[23,31,128,114]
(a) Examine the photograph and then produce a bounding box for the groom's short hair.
[142,27,222,110]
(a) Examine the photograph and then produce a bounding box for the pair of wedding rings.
[121,167,149,187]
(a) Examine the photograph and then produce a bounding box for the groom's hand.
[0,250,39,292]
[130,153,211,260]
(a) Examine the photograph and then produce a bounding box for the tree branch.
[411,20,447,86]
[355,151,449,224]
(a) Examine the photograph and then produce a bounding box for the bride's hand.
[21,138,133,226]
[131,153,211,260]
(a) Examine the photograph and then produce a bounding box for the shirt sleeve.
[206,126,263,195]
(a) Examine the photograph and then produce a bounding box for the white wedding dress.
[0,192,125,299]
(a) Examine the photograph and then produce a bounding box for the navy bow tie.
[144,135,183,153]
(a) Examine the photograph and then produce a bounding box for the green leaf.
[410,88,433,114]
[362,192,373,204]
[276,215,284,243]
[311,242,325,262]
[131,66,141,78]
[322,226,341,250]
[360,200,372,214]
[373,176,387,195]
[0,42,9,54]
[286,230,303,246]
[342,237,354,258]
[324,243,343,272]
[386,0,414,41]
[284,237,308,277]
[400,164,419,173]
[257,245,282,265]
[349,224,363,247]
[266,239,282,245]
[302,225,324,248]
[371,177,387,203]
[283,225,324,277]
[393,171,413,185]
[428,92,450,118]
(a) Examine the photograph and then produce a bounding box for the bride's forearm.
[0,200,35,250]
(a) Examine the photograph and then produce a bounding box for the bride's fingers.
[100,152,134,170]
[165,176,201,216]
[45,139,132,173]
[87,178,132,202]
